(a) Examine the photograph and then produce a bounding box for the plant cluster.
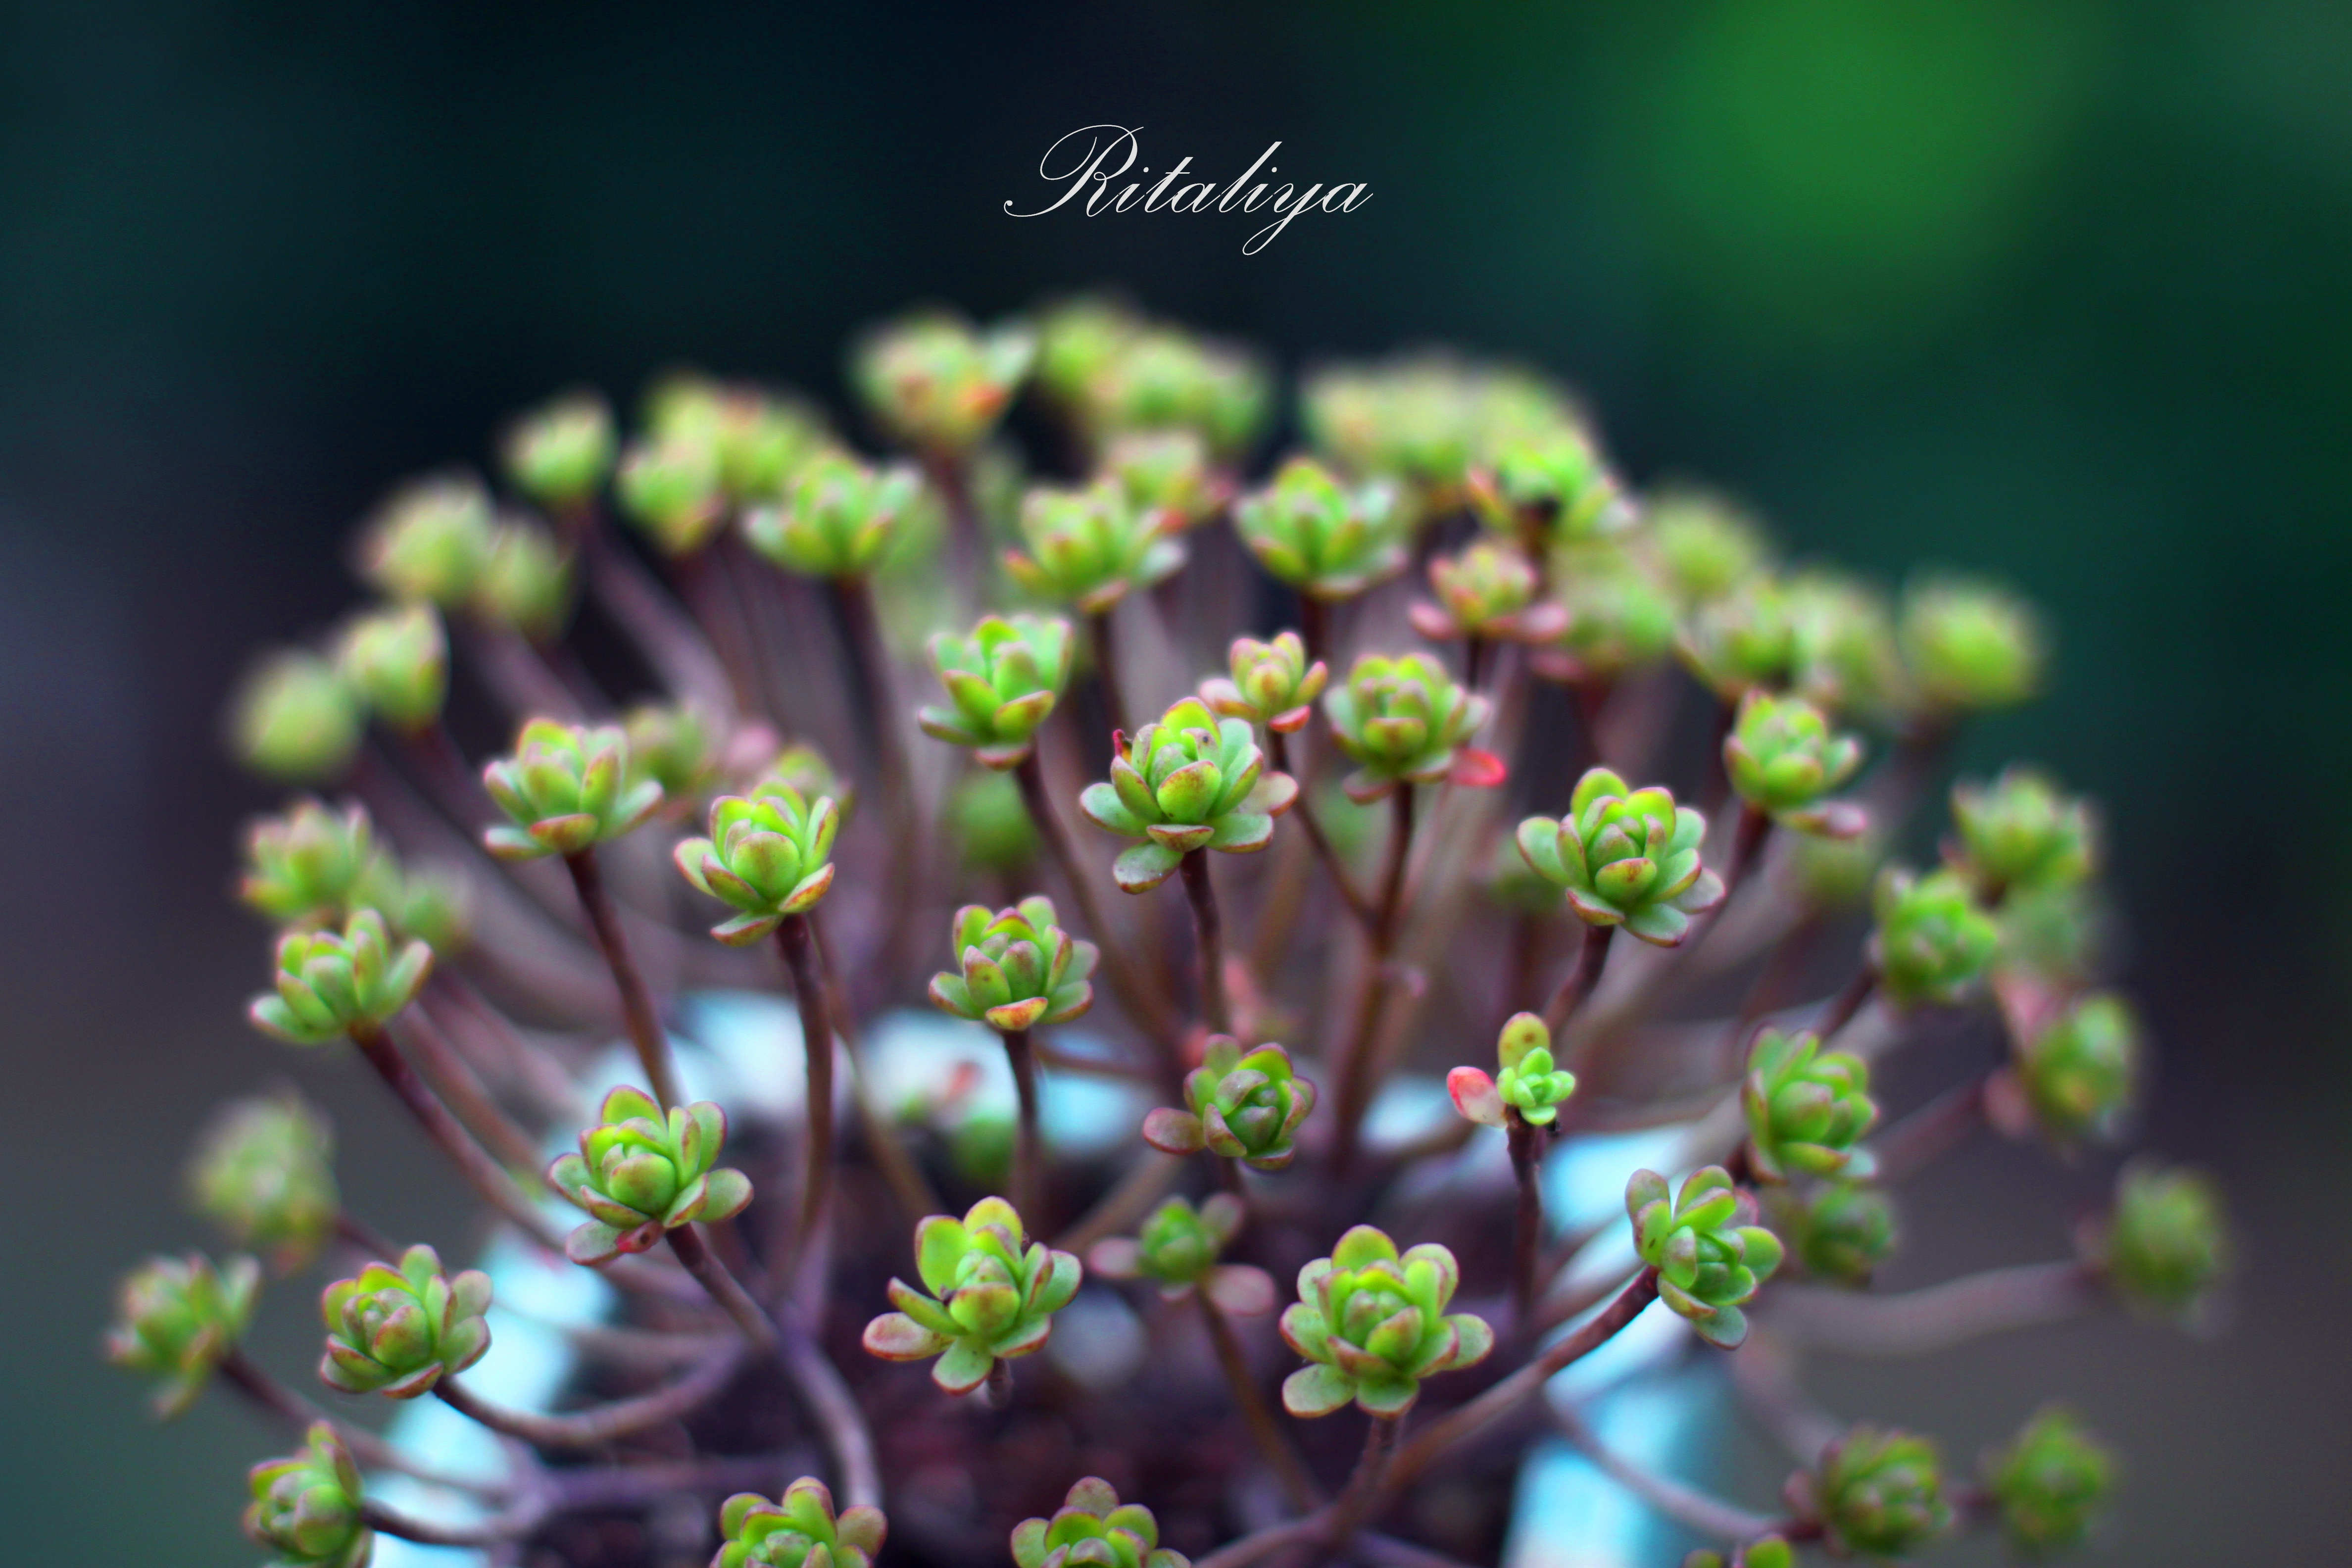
[116,298,2220,1568]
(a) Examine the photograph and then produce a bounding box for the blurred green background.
[3,2,2345,1562]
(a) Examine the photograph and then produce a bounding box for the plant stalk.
[775,914,837,1255]
[562,846,683,1111]
[1178,849,1231,1035]
[1540,923,1615,1034]
[433,1345,743,1449]
[346,1023,566,1253]
[1330,785,1417,1172]
[1506,1114,1545,1329]
[1196,1291,1320,1512]
[1267,729,1373,928]
[1002,1026,1044,1223]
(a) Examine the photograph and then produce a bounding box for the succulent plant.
[1680,1538,1792,1568]
[742,452,920,579]
[318,1243,491,1398]
[616,432,728,555]
[474,515,575,639]
[1447,1012,1578,1128]
[1515,766,1726,946]
[1475,427,1624,542]
[1900,573,2046,712]
[1004,478,1185,612]
[1949,767,2096,897]
[248,908,432,1044]
[2085,1161,2230,1319]
[1323,650,1498,802]
[1200,631,1328,735]
[1982,1406,2116,1557]
[502,390,617,511]
[918,613,1075,769]
[1805,1424,1954,1558]
[1084,327,1270,457]
[1078,695,1297,891]
[334,601,447,732]
[861,1196,1080,1394]
[106,1252,262,1417]
[1232,456,1407,600]
[1142,1036,1317,1170]
[1011,1478,1192,1568]
[673,777,841,943]
[1783,568,1904,722]
[1742,1028,1879,1182]
[1542,539,1679,682]
[1410,539,1568,643]
[949,771,1038,873]
[358,473,494,607]
[187,1091,339,1272]
[1646,489,1770,603]
[1086,1194,1274,1315]
[245,1423,371,1568]
[481,719,667,860]
[624,701,724,805]
[1627,1166,1784,1348]
[716,1478,887,1568]
[1278,1225,1494,1417]
[239,799,385,928]
[1779,1182,1897,1287]
[928,896,1096,1032]
[1722,689,1866,836]
[231,650,365,784]
[2012,991,2141,1145]
[852,310,1034,454]
[1676,576,1794,698]
[647,376,830,503]
[1302,355,1569,495]
[1871,866,2000,1008]
[1100,429,1224,530]
[548,1086,755,1265]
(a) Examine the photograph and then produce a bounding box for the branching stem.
[1178,849,1231,1035]
[346,1022,566,1253]
[1541,924,1615,1034]
[1197,1292,1320,1511]
[1002,1026,1044,1222]
[775,913,838,1254]
[563,847,683,1111]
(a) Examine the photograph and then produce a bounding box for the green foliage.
[2088,1161,2231,1320]
[186,1091,339,1273]
[1011,1477,1192,1568]
[1676,575,1794,697]
[1079,695,1297,891]
[334,601,447,732]
[1783,568,1905,724]
[1004,478,1185,612]
[851,309,1033,455]
[501,390,616,512]
[717,1478,887,1568]
[1082,327,1270,458]
[1722,689,1866,835]
[743,451,920,579]
[249,907,432,1044]
[245,1423,370,1568]
[548,1086,755,1265]
[1777,1181,1898,1285]
[1232,456,1408,600]
[918,613,1075,769]
[1446,1011,1578,1129]
[239,799,384,928]
[358,473,494,607]
[861,1196,1081,1394]
[927,896,1097,1032]
[1547,539,1680,680]
[1279,1225,1493,1417]
[674,776,841,943]
[1476,426,1625,543]
[645,375,831,505]
[1200,631,1327,736]
[231,650,365,784]
[1516,766,1725,946]
[1627,1166,1784,1348]
[318,1243,491,1398]
[1984,1406,2116,1558]
[481,718,667,860]
[474,515,575,640]
[1143,1036,1318,1171]
[1900,573,2046,712]
[623,701,723,805]
[1087,1195,1274,1317]
[106,1252,261,1418]
[1100,429,1222,531]
[1301,354,1570,497]
[1646,488,1770,603]
[1808,1424,1953,1558]
[1949,767,2096,898]
[1742,1027,1879,1182]
[1681,1538,1792,1568]
[948,771,1037,872]
[1324,650,1495,802]
[1412,539,1567,642]
[2014,991,2141,1145]
[617,431,727,555]
[1871,865,2000,1007]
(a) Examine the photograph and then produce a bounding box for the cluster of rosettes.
[1722,690,1865,836]
[249,908,432,1044]
[1515,766,1724,946]
[105,1252,261,1417]
[862,1197,1081,1394]
[318,1243,491,1399]
[673,777,842,943]
[1278,1225,1493,1417]
[1232,456,1408,600]
[1742,1028,1879,1182]
[1677,577,1793,698]
[1079,696,1297,891]
[1448,1013,1578,1129]
[1200,631,1326,734]
[1627,1167,1784,1348]
[481,718,666,860]
[1324,651,1499,801]
[1012,1478,1191,1568]
[715,1478,887,1568]
[239,799,386,928]
[928,897,1096,1032]
[1004,479,1185,613]
[1100,429,1224,531]
[1143,1036,1317,1171]
[246,1423,370,1568]
[1773,1181,1898,1286]
[920,613,1075,769]
[548,1087,754,1265]
[1034,297,1271,458]
[1088,1194,1274,1315]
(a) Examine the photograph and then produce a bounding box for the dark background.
[4,2,2346,1562]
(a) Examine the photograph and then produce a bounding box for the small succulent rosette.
[1870,866,2000,1008]
[1087,1194,1275,1315]
[548,1087,754,1265]
[1741,1028,1879,1182]
[1199,631,1327,735]
[106,1252,262,1418]
[249,907,432,1044]
[474,515,575,640]
[851,309,1035,455]
[1471,427,1624,543]
[624,701,724,808]
[1323,651,1502,802]
[1278,1225,1494,1417]
[318,1243,491,1399]
[1448,1012,1578,1129]
[1011,1478,1192,1568]
[1998,990,2140,1147]
[245,1422,371,1568]
[1796,1424,1954,1559]
[928,897,1096,1032]
[1515,766,1725,946]
[187,1091,339,1272]
[1409,540,1568,643]
[1680,1537,1793,1568]
[1948,767,2097,898]
[231,650,365,784]
[239,799,384,929]
[646,375,829,504]
[1142,1036,1317,1171]
[1982,1406,2116,1557]
[1232,456,1409,601]
[501,389,616,512]
[1100,428,1225,531]
[741,450,919,579]
[1086,326,1271,457]
[1899,573,2046,713]
[334,601,448,733]
[715,1478,887,1568]
[673,778,841,943]
[1645,488,1770,605]
[1078,695,1298,892]
[1003,478,1186,613]
[1721,689,1866,837]
[1775,1181,1897,1286]
[481,718,666,860]
[1626,1166,1784,1349]
[2080,1160,2230,1321]
[862,1197,1081,1394]
[1783,568,1906,722]
[357,472,494,608]
[918,613,1075,770]
[1539,542,1678,684]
